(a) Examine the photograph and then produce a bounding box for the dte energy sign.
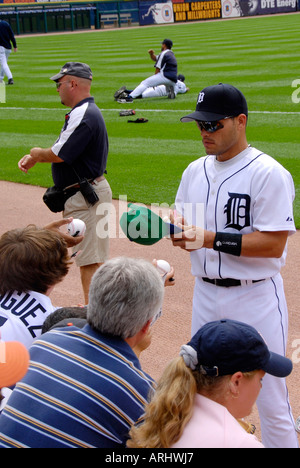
[173,1,222,21]
[261,0,296,7]
[222,0,297,16]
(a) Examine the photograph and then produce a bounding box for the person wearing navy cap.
[127,319,293,448]
[17,62,112,304]
[170,83,297,448]
[116,39,178,102]
[114,74,189,101]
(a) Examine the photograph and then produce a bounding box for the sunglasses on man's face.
[56,80,71,89]
[196,116,233,133]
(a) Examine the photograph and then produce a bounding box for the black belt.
[202,277,265,288]
[64,178,95,191]
[63,186,80,197]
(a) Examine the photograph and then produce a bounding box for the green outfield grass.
[0,13,300,225]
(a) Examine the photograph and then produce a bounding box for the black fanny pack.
[43,168,100,213]
[43,185,79,213]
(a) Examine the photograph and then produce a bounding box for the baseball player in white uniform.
[171,83,298,448]
[118,39,177,103]
[115,75,188,101]
[141,74,188,99]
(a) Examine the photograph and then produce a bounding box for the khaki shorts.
[63,178,112,267]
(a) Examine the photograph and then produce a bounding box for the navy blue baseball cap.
[181,83,248,122]
[180,319,293,378]
[162,39,173,49]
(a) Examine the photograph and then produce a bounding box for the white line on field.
[1,107,300,115]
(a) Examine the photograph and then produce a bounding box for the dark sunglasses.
[196,116,233,133]
[56,80,71,89]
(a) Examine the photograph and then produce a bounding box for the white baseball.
[156,259,171,281]
[67,219,86,237]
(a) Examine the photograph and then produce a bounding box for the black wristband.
[213,232,242,257]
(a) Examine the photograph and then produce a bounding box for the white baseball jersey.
[174,80,187,95]
[175,145,298,448]
[175,146,296,280]
[0,290,56,348]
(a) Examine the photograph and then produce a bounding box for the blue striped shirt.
[0,325,155,448]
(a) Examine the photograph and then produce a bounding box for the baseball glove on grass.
[128,118,148,123]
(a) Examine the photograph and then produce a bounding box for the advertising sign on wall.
[0,0,61,3]
[173,0,222,22]
[221,0,242,17]
[139,0,174,25]
[221,0,297,17]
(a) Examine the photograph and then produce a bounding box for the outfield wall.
[0,0,299,34]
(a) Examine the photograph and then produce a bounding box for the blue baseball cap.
[181,83,248,122]
[180,319,293,378]
[162,39,173,49]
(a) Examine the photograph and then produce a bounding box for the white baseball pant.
[142,85,167,98]
[129,72,175,99]
[0,46,12,81]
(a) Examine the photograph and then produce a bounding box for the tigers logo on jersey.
[224,192,251,231]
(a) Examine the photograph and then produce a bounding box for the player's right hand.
[148,49,156,61]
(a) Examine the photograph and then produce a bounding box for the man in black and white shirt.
[18,62,112,304]
[118,39,178,102]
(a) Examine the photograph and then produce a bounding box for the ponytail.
[127,356,197,448]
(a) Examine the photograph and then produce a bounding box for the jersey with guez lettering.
[175,146,296,280]
[0,290,56,348]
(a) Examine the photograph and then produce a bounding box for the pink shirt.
[171,394,264,448]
